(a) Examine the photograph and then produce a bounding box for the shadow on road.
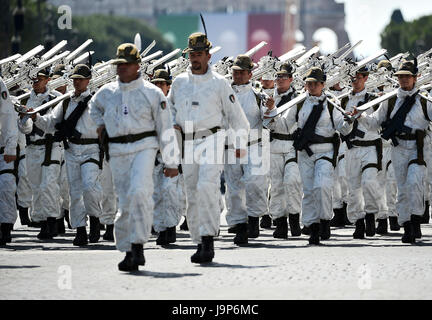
[123,270,202,278]
[196,262,274,269]
[0,265,40,269]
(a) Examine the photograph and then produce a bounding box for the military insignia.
[229,94,235,103]
[1,91,7,100]
[161,101,166,110]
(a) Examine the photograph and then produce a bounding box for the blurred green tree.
[381,9,432,56]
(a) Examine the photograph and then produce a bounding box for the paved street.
[1,213,432,300]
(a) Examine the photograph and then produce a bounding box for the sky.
[334,0,432,58]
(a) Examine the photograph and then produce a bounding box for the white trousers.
[0,155,17,224]
[298,150,334,227]
[100,160,117,225]
[26,145,62,222]
[224,143,269,226]
[16,153,32,208]
[110,148,157,252]
[268,150,302,218]
[345,145,387,223]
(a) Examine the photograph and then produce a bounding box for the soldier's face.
[189,51,211,73]
[73,78,90,94]
[261,79,274,89]
[232,69,251,85]
[32,76,49,94]
[305,81,324,96]
[116,63,140,82]
[351,73,368,92]
[397,74,416,91]
[154,81,169,96]
[275,74,293,92]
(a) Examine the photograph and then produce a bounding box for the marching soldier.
[265,63,303,239]
[224,54,269,245]
[151,69,186,245]
[354,59,432,244]
[17,68,63,240]
[266,67,353,245]
[339,67,387,239]
[0,76,19,245]
[90,43,180,271]
[168,32,249,263]
[29,64,104,246]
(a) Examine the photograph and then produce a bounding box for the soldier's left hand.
[235,149,247,158]
[4,155,17,163]
[164,168,179,178]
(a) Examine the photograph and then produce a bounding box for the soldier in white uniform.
[168,33,249,263]
[354,59,432,244]
[266,67,353,245]
[265,63,302,239]
[339,67,387,239]
[30,65,104,246]
[151,69,186,245]
[18,68,62,240]
[90,44,180,271]
[0,76,19,245]
[224,55,269,245]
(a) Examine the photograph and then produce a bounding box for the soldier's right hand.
[265,97,275,110]
[97,125,106,140]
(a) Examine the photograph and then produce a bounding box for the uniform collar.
[274,86,294,98]
[72,89,90,102]
[117,74,143,92]
[31,88,51,100]
[397,87,418,99]
[351,88,367,97]
[187,64,213,82]
[307,92,326,103]
[232,82,252,93]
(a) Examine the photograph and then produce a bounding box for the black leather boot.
[56,217,66,235]
[47,217,58,237]
[376,218,388,235]
[167,226,176,243]
[301,225,310,235]
[353,218,365,239]
[260,215,272,229]
[131,243,145,266]
[248,216,259,238]
[411,214,422,239]
[180,217,189,231]
[343,202,352,225]
[273,217,288,239]
[233,223,248,245]
[365,213,376,237]
[289,213,302,236]
[389,216,400,231]
[330,207,345,227]
[18,206,31,226]
[308,223,320,245]
[228,225,238,234]
[421,201,430,224]
[0,223,13,244]
[319,219,331,240]
[401,221,415,244]
[200,236,214,263]
[102,224,114,241]
[63,209,72,229]
[118,252,138,272]
[191,244,202,263]
[156,230,169,245]
[88,216,100,243]
[37,221,53,240]
[73,226,88,246]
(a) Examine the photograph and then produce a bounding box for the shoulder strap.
[340,96,349,110]
[295,101,305,122]
[62,97,71,121]
[327,102,335,128]
[420,96,430,122]
[386,96,398,121]
[253,92,262,110]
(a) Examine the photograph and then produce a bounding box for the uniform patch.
[161,101,166,110]
[1,91,7,100]
[229,94,235,103]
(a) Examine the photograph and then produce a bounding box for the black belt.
[182,126,221,141]
[68,137,100,145]
[102,130,157,161]
[108,131,157,143]
[0,147,3,154]
[396,133,417,140]
[351,138,383,172]
[270,132,294,141]
[27,135,61,167]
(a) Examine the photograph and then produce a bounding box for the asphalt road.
[1,214,432,300]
